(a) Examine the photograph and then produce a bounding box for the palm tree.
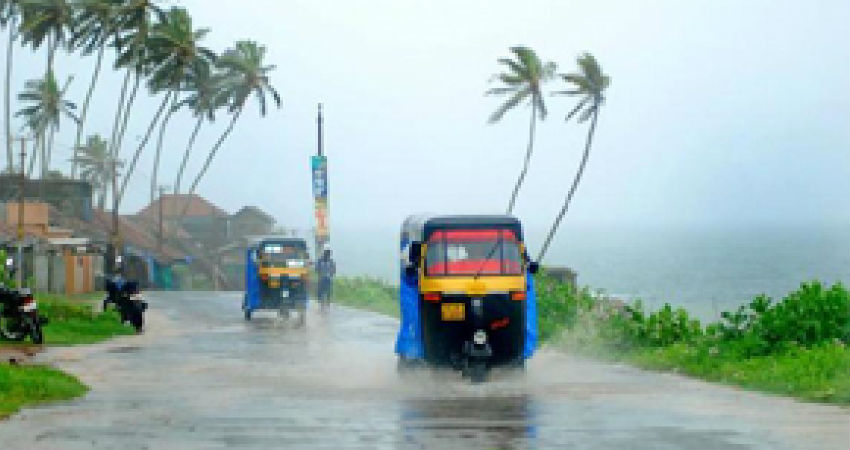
[172,59,224,194]
[68,0,122,178]
[71,134,122,208]
[15,72,78,177]
[487,46,556,214]
[144,6,213,204]
[182,40,280,215]
[537,53,610,262]
[1,0,20,172]
[18,0,73,75]
[107,0,164,159]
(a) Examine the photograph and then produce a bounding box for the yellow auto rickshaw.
[395,215,538,382]
[243,238,310,324]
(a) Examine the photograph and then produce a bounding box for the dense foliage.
[534,272,850,403]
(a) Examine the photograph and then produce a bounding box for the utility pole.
[317,103,323,157]
[106,157,120,275]
[311,103,330,256]
[157,185,168,253]
[13,136,30,287]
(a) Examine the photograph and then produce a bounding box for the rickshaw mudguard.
[523,272,538,359]
[395,272,425,359]
[244,249,261,311]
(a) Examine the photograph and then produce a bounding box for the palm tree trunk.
[97,181,106,210]
[116,91,173,205]
[536,108,599,262]
[150,92,178,204]
[506,106,537,214]
[71,42,106,178]
[114,71,141,157]
[45,125,56,176]
[5,21,15,172]
[27,135,39,177]
[182,108,242,217]
[173,116,202,194]
[46,34,53,75]
[108,69,132,157]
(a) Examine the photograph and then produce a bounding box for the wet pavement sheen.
[0,291,847,450]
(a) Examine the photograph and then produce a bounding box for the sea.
[332,223,850,321]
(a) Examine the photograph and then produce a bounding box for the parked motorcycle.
[104,277,147,333]
[0,285,47,344]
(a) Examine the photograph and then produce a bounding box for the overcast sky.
[5,0,849,244]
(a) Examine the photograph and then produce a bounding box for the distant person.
[316,248,336,310]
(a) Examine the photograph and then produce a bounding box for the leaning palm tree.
[537,53,610,262]
[68,0,123,178]
[107,0,164,158]
[15,72,78,177]
[172,58,224,195]
[1,0,20,171]
[181,40,280,216]
[144,6,214,204]
[72,134,123,208]
[18,0,73,74]
[487,46,556,214]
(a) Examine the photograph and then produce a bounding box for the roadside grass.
[1,292,135,419]
[36,292,135,346]
[623,341,850,404]
[335,274,850,404]
[333,277,399,317]
[0,364,88,419]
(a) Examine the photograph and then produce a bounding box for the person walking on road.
[316,248,336,312]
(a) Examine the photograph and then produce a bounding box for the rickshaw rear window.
[425,229,522,276]
[260,243,307,263]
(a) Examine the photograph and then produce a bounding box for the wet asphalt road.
[0,291,848,450]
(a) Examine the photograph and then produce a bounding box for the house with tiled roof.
[138,194,230,252]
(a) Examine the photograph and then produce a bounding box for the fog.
[4,0,849,248]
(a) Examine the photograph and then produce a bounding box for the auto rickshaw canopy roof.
[402,214,524,243]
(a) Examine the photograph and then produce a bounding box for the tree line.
[487,46,610,262]
[1,0,280,214]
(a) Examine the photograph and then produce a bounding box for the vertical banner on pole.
[311,155,329,250]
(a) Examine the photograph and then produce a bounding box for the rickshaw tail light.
[423,292,441,303]
[510,291,526,301]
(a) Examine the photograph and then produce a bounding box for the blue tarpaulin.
[523,272,537,359]
[243,249,260,311]
[394,271,425,359]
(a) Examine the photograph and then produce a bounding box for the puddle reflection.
[399,394,537,449]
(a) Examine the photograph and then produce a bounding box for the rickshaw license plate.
[441,303,465,321]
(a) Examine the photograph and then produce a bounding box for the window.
[260,243,307,266]
[425,229,522,276]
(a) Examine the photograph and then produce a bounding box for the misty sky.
[5,0,849,247]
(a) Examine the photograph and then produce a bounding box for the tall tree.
[71,133,122,208]
[182,40,280,215]
[537,53,610,262]
[18,0,73,75]
[173,59,224,194]
[487,46,556,214]
[68,0,122,178]
[107,0,163,158]
[144,6,213,204]
[15,72,78,177]
[0,0,19,171]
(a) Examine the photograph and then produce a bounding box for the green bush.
[714,281,849,356]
